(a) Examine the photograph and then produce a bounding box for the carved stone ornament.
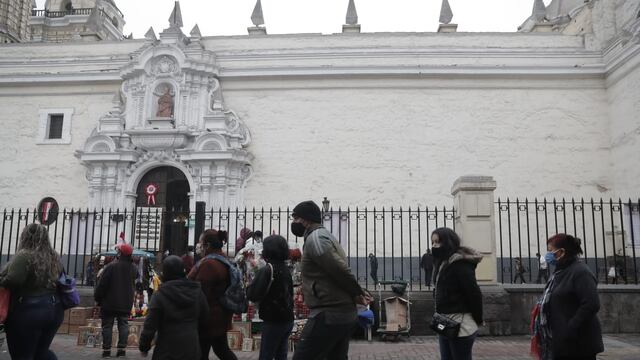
[155,56,177,75]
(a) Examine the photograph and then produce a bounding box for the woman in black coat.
[431,228,483,360]
[247,235,294,360]
[139,255,209,360]
[540,234,603,360]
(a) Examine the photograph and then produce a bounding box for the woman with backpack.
[188,228,238,360]
[247,235,294,360]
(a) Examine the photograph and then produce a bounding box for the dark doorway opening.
[136,166,190,257]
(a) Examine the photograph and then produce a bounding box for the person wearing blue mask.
[537,234,603,360]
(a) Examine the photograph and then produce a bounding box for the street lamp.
[322,197,330,212]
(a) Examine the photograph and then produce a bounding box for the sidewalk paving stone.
[0,333,638,359]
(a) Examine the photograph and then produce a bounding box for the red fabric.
[289,248,302,261]
[188,249,232,338]
[181,254,194,273]
[530,302,542,360]
[235,228,252,253]
[0,287,10,323]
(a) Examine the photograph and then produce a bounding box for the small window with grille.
[48,114,64,139]
[37,108,73,144]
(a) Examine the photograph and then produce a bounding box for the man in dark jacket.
[368,253,378,284]
[420,249,433,288]
[95,243,137,358]
[290,201,371,360]
[139,255,209,359]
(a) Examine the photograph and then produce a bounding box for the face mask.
[291,222,306,237]
[431,246,447,259]
[545,250,559,266]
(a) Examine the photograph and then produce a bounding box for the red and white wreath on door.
[144,183,159,205]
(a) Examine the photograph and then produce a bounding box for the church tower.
[0,0,34,43]
[30,0,124,42]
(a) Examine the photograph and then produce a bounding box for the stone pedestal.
[147,117,175,129]
[247,26,267,35]
[451,175,497,284]
[438,23,458,33]
[342,24,361,33]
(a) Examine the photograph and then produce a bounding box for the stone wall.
[77,284,640,336]
[506,285,640,335]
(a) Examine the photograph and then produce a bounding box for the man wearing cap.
[291,201,372,360]
[95,243,138,358]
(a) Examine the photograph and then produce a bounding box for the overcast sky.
[36,0,553,38]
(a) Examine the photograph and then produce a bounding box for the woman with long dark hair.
[0,223,64,359]
[537,234,603,360]
[189,228,238,360]
[247,235,294,360]
[431,227,483,360]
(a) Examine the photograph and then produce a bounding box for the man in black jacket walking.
[95,243,137,358]
[420,249,433,288]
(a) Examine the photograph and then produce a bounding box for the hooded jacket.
[300,226,363,312]
[434,247,483,325]
[139,278,209,360]
[94,256,137,314]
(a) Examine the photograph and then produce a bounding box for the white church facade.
[0,0,638,211]
[0,0,638,283]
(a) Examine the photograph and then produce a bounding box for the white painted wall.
[0,29,633,210]
[0,85,118,208]
[229,77,610,208]
[608,60,640,200]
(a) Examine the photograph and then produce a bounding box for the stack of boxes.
[57,307,145,349]
[57,307,94,335]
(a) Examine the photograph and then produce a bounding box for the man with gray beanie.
[291,200,372,360]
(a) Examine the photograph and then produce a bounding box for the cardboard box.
[69,325,81,335]
[241,337,254,352]
[86,318,101,328]
[227,331,243,351]
[63,309,71,324]
[253,335,261,352]
[57,323,69,334]
[77,326,94,346]
[69,307,92,325]
[232,321,252,339]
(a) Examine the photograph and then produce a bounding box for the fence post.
[451,175,497,284]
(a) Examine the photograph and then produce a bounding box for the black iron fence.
[0,206,455,291]
[496,198,640,285]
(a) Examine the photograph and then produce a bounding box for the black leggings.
[200,334,238,360]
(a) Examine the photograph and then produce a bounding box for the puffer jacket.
[434,247,483,325]
[139,278,209,360]
[300,226,363,311]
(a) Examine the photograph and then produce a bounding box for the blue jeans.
[259,321,294,360]
[438,332,477,360]
[101,309,129,351]
[6,294,64,360]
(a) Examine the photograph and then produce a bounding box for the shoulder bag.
[429,274,460,338]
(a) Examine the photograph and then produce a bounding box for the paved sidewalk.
[0,333,638,359]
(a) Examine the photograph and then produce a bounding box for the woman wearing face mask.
[537,234,603,360]
[431,227,483,360]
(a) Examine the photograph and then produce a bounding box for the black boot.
[101,350,111,358]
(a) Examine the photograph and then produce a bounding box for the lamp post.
[322,197,330,212]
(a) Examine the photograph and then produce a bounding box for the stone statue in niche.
[156,86,174,118]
